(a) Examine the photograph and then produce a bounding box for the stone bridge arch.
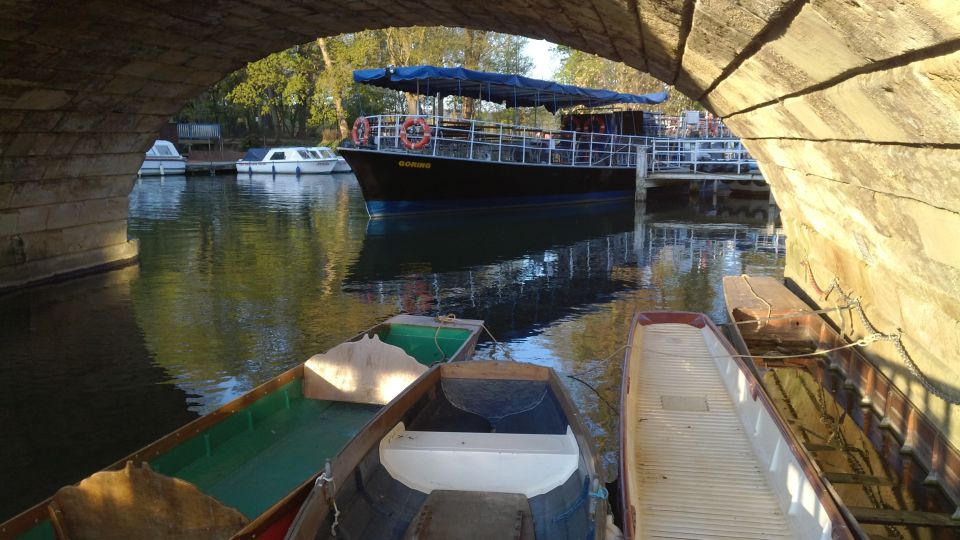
[1,3,959,440]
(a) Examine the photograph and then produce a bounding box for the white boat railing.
[649,138,758,175]
[355,114,757,173]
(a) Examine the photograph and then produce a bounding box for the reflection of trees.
[129,177,389,412]
[346,217,783,478]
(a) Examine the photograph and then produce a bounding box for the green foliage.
[553,46,703,115]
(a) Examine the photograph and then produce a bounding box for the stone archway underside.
[1,1,959,451]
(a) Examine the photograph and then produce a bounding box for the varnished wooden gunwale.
[723,275,960,517]
[1,315,484,540]
[280,360,606,540]
[0,364,305,539]
[619,310,854,540]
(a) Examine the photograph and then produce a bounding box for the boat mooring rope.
[801,261,960,406]
[315,466,341,537]
[433,313,515,361]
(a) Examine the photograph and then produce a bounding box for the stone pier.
[1,1,958,449]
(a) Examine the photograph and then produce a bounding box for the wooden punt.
[0,314,483,540]
[282,360,610,540]
[620,311,852,540]
[723,275,960,533]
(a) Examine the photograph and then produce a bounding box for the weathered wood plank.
[848,507,960,528]
[824,472,893,486]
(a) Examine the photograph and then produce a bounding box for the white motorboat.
[311,146,352,172]
[236,147,338,175]
[138,140,186,176]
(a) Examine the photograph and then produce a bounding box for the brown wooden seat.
[48,461,248,540]
[402,490,534,540]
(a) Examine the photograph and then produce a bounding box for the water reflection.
[0,266,197,519]
[0,173,784,521]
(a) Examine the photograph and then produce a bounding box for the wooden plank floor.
[629,323,794,539]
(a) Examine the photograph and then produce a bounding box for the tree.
[554,47,701,115]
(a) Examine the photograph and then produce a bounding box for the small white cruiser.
[311,146,352,173]
[236,147,338,175]
[138,140,187,176]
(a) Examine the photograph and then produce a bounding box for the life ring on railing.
[400,116,431,150]
[352,116,370,145]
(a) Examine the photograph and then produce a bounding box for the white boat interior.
[379,422,579,498]
[352,113,757,174]
[623,315,842,540]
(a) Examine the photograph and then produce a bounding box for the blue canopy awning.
[353,66,668,113]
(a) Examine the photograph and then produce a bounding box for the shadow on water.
[0,266,198,520]
[0,172,786,520]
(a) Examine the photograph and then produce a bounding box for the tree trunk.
[317,37,349,139]
[406,93,419,115]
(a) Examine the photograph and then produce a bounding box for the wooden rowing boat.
[0,314,483,540]
[281,360,610,539]
[723,275,960,535]
[620,311,852,540]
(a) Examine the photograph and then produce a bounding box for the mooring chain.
[803,261,960,406]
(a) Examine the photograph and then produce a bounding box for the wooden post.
[635,145,648,201]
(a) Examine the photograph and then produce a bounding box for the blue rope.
[589,485,609,500]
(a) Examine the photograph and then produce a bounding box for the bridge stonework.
[1,2,959,439]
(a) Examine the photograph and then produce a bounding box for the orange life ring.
[400,116,431,150]
[351,116,370,145]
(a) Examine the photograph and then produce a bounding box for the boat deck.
[627,323,793,539]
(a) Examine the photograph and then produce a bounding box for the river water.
[0,173,784,521]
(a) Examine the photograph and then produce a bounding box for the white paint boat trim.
[380,422,579,498]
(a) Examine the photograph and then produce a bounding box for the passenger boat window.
[269,152,285,160]
[297,149,311,159]
[156,145,174,156]
[308,150,322,159]
[320,149,334,158]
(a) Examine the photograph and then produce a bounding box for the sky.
[524,39,561,80]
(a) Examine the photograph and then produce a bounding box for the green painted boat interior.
[372,324,473,365]
[150,378,378,519]
[12,322,472,539]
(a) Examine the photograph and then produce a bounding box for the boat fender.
[247,166,252,176]
[271,163,276,175]
[296,165,301,176]
[352,116,371,146]
[400,116,431,150]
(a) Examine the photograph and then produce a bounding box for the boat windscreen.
[241,148,269,161]
[354,65,669,112]
[439,378,568,434]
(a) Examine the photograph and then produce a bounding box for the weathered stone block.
[6,176,136,208]
[678,0,791,93]
[0,239,137,289]
[638,0,686,81]
[743,139,960,214]
[711,0,960,113]
[729,51,960,144]
[10,88,73,111]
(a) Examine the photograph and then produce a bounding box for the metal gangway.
[354,114,761,181]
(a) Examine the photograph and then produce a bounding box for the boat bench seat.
[380,422,579,498]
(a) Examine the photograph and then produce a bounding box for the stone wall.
[0,1,958,452]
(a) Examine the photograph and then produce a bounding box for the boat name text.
[398,160,432,169]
